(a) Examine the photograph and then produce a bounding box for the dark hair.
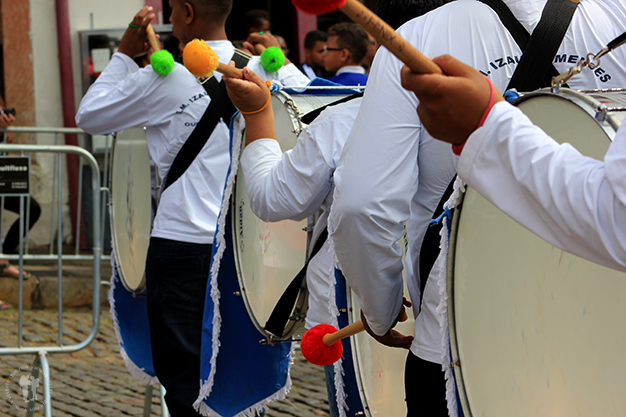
[243,9,270,31]
[179,0,233,25]
[304,30,328,49]
[377,0,450,30]
[327,22,370,64]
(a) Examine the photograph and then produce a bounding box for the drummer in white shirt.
[328,0,626,415]
[223,2,450,414]
[75,2,308,414]
[401,54,626,272]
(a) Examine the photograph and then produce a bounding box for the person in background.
[361,33,377,75]
[324,22,370,86]
[0,105,41,293]
[275,34,290,59]
[297,30,328,80]
[243,9,270,36]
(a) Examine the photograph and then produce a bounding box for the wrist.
[452,76,498,156]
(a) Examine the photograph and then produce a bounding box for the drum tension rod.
[450,359,461,368]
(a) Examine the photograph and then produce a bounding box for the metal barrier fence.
[0,127,102,417]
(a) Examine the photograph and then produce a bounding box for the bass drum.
[448,88,626,417]
[347,229,414,417]
[232,91,357,341]
[109,127,152,294]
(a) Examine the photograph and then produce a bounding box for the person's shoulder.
[397,0,494,35]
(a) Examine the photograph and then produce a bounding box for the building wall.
[0,0,144,249]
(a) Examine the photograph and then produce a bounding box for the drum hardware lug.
[595,105,608,122]
[289,313,305,321]
[339,308,347,313]
[302,225,314,232]
[355,412,366,416]
[233,291,242,296]
[450,359,461,368]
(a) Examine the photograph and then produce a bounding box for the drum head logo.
[4,365,51,411]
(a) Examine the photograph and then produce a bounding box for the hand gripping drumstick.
[145,24,175,76]
[292,0,442,75]
[300,320,365,366]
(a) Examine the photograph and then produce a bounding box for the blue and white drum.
[109,127,152,294]
[448,88,626,417]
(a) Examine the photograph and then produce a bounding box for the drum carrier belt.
[478,0,579,92]
[161,49,252,193]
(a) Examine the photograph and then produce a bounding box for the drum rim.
[108,129,149,294]
[230,95,309,340]
[514,87,622,138]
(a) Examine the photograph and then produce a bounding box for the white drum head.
[449,89,626,416]
[348,230,414,417]
[109,127,152,293]
[232,92,351,338]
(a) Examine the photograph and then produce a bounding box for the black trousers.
[145,237,212,416]
[405,351,448,417]
[2,196,41,254]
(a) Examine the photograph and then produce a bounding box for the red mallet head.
[301,324,343,366]
[292,0,346,15]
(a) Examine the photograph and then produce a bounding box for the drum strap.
[418,176,455,307]
[160,49,251,193]
[264,228,328,339]
[479,0,578,91]
[300,92,364,125]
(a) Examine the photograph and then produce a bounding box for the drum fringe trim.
[194,113,296,416]
[195,346,296,417]
[435,178,465,417]
[328,237,349,417]
[109,251,160,386]
[194,115,246,411]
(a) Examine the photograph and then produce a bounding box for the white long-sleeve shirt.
[329,0,626,363]
[460,101,626,271]
[240,98,361,328]
[76,41,309,244]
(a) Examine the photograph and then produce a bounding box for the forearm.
[460,102,626,270]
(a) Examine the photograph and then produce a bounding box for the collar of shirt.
[335,65,366,76]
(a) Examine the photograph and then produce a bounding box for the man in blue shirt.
[325,22,369,86]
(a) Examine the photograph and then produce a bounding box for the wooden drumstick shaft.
[322,320,365,346]
[146,24,161,52]
[340,0,442,75]
[217,63,244,78]
[254,44,266,54]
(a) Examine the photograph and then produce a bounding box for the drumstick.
[291,0,442,75]
[145,24,175,76]
[254,44,286,73]
[300,321,365,366]
[183,39,243,79]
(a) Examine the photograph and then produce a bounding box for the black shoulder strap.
[300,92,364,125]
[507,0,579,91]
[418,175,455,306]
[162,49,251,192]
[264,228,328,338]
[478,0,577,91]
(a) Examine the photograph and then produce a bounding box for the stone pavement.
[0,308,331,417]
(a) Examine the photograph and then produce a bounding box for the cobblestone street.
[0,308,330,417]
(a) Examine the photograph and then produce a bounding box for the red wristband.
[452,76,498,156]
